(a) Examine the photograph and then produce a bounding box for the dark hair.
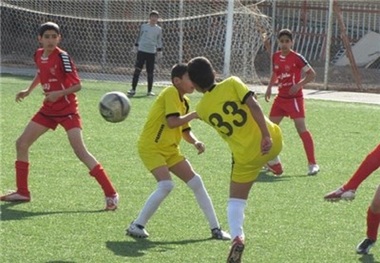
[171,63,187,80]
[150,10,159,17]
[187,57,215,90]
[277,28,293,40]
[38,22,60,37]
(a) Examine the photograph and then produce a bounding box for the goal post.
[0,0,272,85]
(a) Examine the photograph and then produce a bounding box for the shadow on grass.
[0,202,104,221]
[358,254,380,263]
[256,171,288,183]
[106,238,211,258]
[127,95,156,99]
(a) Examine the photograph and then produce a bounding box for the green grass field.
[1,74,380,263]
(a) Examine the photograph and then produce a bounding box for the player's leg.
[1,120,49,201]
[170,159,230,240]
[344,144,380,191]
[65,120,118,210]
[325,144,380,202]
[227,180,254,263]
[266,99,285,176]
[356,185,380,254]
[146,53,155,96]
[268,97,286,125]
[289,97,318,175]
[293,117,319,175]
[129,51,145,96]
[127,165,174,238]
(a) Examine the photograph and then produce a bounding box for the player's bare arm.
[289,68,316,95]
[44,83,81,102]
[166,111,197,129]
[245,96,272,154]
[265,72,277,102]
[15,74,41,102]
[182,130,205,155]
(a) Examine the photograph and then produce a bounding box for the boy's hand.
[289,83,301,95]
[265,87,272,102]
[194,141,205,155]
[44,91,61,102]
[156,51,163,60]
[261,136,272,155]
[15,90,30,102]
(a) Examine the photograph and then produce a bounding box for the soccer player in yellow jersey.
[187,57,283,263]
[126,63,230,241]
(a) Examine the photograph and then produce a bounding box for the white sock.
[228,198,247,239]
[267,156,281,166]
[135,180,174,226]
[187,174,220,229]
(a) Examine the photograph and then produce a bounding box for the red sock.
[15,160,30,196]
[367,207,380,241]
[89,164,117,197]
[300,131,316,164]
[344,144,380,190]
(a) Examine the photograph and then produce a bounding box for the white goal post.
[1,0,272,85]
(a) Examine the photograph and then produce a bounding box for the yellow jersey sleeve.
[139,86,191,148]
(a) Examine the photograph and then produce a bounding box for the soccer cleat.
[227,236,245,263]
[105,193,119,211]
[127,89,136,97]
[308,164,320,176]
[324,187,356,202]
[356,238,376,254]
[266,162,283,176]
[126,222,149,238]
[0,191,30,202]
[211,228,231,240]
[147,91,155,96]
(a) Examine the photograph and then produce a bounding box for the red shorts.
[269,96,305,119]
[32,112,82,131]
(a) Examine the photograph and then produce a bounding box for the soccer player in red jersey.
[0,22,119,210]
[265,28,319,176]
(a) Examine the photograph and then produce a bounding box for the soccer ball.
[99,91,131,123]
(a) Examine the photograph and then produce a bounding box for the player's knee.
[133,68,142,76]
[187,174,204,191]
[16,137,30,152]
[158,180,174,194]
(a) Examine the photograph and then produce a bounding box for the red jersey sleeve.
[58,51,80,87]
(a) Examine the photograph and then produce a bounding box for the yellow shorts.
[138,144,185,171]
[231,125,283,183]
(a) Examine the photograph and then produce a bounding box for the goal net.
[1,0,272,84]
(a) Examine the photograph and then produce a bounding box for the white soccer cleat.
[127,89,136,97]
[105,193,119,211]
[126,222,149,238]
[308,164,320,176]
[324,187,356,202]
[211,228,231,240]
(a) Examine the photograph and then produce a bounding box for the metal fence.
[1,0,379,91]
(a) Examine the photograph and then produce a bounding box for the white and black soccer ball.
[99,91,131,123]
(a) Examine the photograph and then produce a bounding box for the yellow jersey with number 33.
[196,76,279,164]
